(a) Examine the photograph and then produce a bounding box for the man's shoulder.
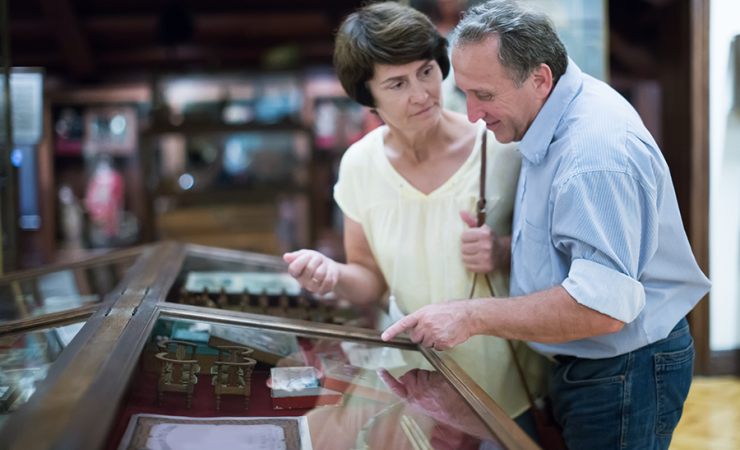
[554,77,663,181]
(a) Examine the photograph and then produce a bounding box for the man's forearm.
[466,286,625,343]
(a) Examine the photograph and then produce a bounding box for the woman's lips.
[414,105,434,116]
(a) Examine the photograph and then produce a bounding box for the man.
[381,1,712,448]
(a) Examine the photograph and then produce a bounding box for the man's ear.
[531,63,553,99]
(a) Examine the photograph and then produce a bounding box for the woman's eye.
[391,82,404,89]
[422,68,432,76]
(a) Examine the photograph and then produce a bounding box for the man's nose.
[466,97,484,123]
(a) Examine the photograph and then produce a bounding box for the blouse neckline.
[375,121,485,199]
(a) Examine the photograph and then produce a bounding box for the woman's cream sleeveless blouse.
[334,121,547,417]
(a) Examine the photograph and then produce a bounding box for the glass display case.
[0,242,538,450]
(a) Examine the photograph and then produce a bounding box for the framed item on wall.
[83,106,138,156]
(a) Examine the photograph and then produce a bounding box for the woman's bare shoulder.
[341,125,386,164]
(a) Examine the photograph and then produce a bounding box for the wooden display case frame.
[0,241,538,450]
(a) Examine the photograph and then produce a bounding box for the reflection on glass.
[0,322,85,428]
[0,258,136,324]
[111,318,505,450]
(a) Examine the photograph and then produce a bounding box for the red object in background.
[85,157,124,237]
[55,138,83,156]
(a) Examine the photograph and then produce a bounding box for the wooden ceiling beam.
[14,41,336,70]
[11,51,64,67]
[11,13,335,45]
[94,42,334,67]
[69,0,358,16]
[195,13,333,39]
[9,18,53,40]
[37,0,98,79]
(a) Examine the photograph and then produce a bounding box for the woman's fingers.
[283,251,303,264]
[304,255,322,278]
[461,224,494,273]
[288,253,311,278]
[285,249,340,295]
[461,244,480,256]
[318,264,338,295]
[312,263,327,282]
[310,263,328,291]
[459,210,478,228]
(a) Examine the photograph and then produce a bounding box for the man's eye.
[391,82,404,89]
[477,94,493,101]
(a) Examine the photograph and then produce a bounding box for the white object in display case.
[118,414,313,450]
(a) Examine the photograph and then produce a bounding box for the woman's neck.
[384,111,456,165]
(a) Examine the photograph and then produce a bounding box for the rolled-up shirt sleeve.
[553,170,659,323]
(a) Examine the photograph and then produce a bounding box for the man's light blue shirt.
[510,59,712,359]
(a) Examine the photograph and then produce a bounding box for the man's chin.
[487,128,514,144]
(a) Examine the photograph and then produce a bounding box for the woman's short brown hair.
[334,2,450,108]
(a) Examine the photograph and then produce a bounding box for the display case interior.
[164,245,373,328]
[0,242,537,450]
[110,316,509,450]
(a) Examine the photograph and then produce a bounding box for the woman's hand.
[459,210,512,273]
[284,250,340,295]
[459,210,495,273]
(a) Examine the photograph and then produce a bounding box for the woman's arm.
[337,215,388,303]
[284,215,388,306]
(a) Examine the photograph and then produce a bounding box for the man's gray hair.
[450,0,568,87]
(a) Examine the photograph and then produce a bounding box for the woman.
[285,2,546,426]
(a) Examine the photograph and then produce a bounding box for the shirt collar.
[518,58,583,165]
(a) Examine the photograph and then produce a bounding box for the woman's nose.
[409,82,429,104]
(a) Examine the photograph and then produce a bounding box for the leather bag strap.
[469,129,537,410]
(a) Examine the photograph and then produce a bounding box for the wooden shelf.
[140,118,309,137]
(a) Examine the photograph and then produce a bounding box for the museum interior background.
[0,0,737,448]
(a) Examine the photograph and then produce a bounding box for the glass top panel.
[109,316,507,449]
[0,257,136,324]
[166,254,371,328]
[0,321,86,431]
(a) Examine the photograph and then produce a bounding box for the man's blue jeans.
[550,317,693,450]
